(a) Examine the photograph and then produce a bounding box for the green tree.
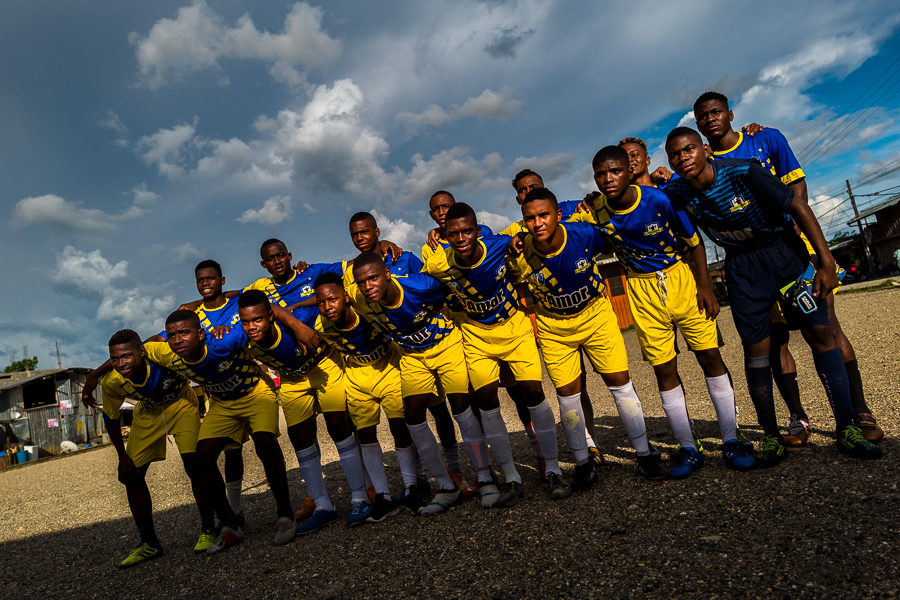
[5,356,38,373]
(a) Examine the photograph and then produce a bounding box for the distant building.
[848,193,900,275]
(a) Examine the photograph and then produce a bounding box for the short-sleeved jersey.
[664,159,795,253]
[315,308,394,366]
[569,186,700,274]
[352,273,455,349]
[508,223,610,317]
[422,234,518,325]
[237,310,325,378]
[159,296,240,340]
[143,334,261,402]
[245,262,344,308]
[712,130,805,186]
[421,224,494,263]
[499,200,583,237]
[101,361,193,418]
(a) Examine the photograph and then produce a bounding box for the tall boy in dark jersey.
[664,127,882,464]
[694,90,884,445]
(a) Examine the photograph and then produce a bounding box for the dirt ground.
[2,286,898,599]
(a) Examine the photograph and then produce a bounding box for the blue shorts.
[725,234,829,346]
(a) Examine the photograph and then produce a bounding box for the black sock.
[200,515,216,532]
[844,359,871,414]
[745,355,781,438]
[137,521,161,549]
[772,370,807,421]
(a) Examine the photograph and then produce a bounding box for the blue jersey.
[159,296,240,340]
[100,361,193,413]
[570,186,701,274]
[144,332,262,402]
[508,223,610,317]
[245,262,344,308]
[355,272,455,350]
[421,224,494,264]
[712,129,805,185]
[500,200,583,236]
[238,309,324,378]
[423,234,518,325]
[315,309,394,366]
[664,159,795,252]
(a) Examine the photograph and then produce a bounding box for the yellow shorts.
[460,311,543,390]
[627,260,721,366]
[127,394,200,468]
[537,296,629,389]
[198,379,280,445]
[280,346,346,427]
[346,350,405,428]
[399,327,470,398]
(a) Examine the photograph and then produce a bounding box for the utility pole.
[846,179,874,274]
[56,341,62,369]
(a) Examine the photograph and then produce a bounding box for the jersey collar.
[384,279,406,310]
[536,223,568,258]
[608,186,643,216]
[713,131,743,155]
[450,240,487,270]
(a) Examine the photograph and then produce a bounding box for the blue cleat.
[346,501,371,527]
[670,447,704,479]
[722,440,755,470]
[296,509,339,535]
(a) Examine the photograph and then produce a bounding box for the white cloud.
[476,210,513,233]
[397,87,523,129]
[170,243,205,263]
[130,1,341,89]
[131,183,160,205]
[370,209,426,251]
[237,195,293,225]
[51,246,174,333]
[510,153,576,183]
[135,120,198,179]
[99,109,129,148]
[13,194,146,232]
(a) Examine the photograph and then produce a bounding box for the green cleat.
[119,543,162,568]
[194,529,216,553]
[755,435,787,468]
[837,426,883,459]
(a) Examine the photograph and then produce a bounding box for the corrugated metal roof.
[0,368,91,392]
[847,194,900,225]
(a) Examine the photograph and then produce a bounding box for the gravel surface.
[2,287,898,599]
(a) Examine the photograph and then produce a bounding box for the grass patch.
[837,279,898,295]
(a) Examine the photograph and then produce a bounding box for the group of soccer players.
[80,91,887,569]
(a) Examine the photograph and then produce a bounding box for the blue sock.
[744,355,780,437]
[812,348,854,430]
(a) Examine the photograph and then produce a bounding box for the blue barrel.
[15,450,28,464]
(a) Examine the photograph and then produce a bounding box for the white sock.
[480,407,521,484]
[395,444,418,491]
[415,448,426,478]
[609,380,650,456]
[442,442,460,474]
[296,445,333,512]
[408,422,455,490]
[224,479,242,514]
[706,373,738,442]
[360,442,390,495]
[660,385,695,450]
[453,407,492,482]
[557,393,589,464]
[334,435,367,503]
[529,400,561,475]
[355,431,372,489]
[525,424,543,458]
[584,428,597,450]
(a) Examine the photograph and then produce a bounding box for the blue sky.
[3,0,900,368]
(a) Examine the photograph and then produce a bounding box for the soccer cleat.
[546,472,572,500]
[206,525,243,555]
[837,426,883,459]
[420,487,461,516]
[669,447,704,479]
[296,509,339,535]
[366,493,400,523]
[636,453,669,481]
[346,501,372,527]
[233,511,246,528]
[118,543,162,568]
[722,440,755,470]
[784,415,811,446]
[416,476,431,492]
[536,456,548,481]
[451,474,478,498]
[478,481,501,508]
[588,446,605,468]
[648,443,662,461]
[853,413,884,443]
[755,435,787,468]
[495,481,525,508]
[403,485,431,514]
[571,461,598,492]
[273,517,296,546]
[194,529,216,553]
[294,496,316,522]
[688,420,704,452]
[735,427,754,450]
